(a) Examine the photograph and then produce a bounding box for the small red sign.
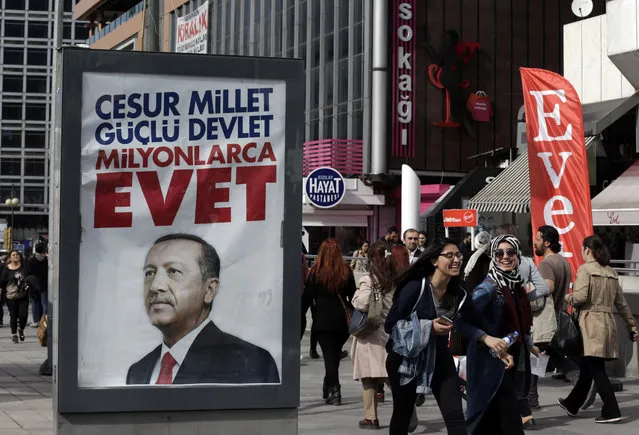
[443,209,478,227]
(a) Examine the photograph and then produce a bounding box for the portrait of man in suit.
[126,233,280,385]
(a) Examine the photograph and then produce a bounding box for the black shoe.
[326,386,341,406]
[415,393,426,407]
[358,419,380,430]
[309,349,320,359]
[528,397,540,409]
[557,398,577,417]
[12,335,18,343]
[19,330,24,342]
[595,416,622,423]
[340,350,348,360]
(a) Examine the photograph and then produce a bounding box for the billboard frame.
[53,48,304,414]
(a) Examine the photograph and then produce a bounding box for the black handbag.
[551,309,583,357]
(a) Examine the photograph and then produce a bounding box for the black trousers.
[563,356,620,419]
[0,291,6,324]
[475,368,525,435]
[529,346,580,402]
[7,297,29,334]
[309,305,318,353]
[387,346,466,435]
[316,330,349,388]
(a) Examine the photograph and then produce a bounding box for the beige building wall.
[162,0,190,52]
[91,12,144,50]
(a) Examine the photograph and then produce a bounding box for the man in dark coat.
[126,233,279,385]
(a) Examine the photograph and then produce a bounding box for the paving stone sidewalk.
[2,315,639,434]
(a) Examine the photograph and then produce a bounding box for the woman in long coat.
[351,242,408,429]
[558,235,638,424]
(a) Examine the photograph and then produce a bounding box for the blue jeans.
[31,292,48,323]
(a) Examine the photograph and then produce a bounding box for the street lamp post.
[5,185,20,243]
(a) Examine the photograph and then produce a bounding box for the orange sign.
[443,209,477,227]
[521,67,592,285]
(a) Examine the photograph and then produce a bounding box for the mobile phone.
[438,315,454,326]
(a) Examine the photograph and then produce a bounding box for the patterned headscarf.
[488,234,523,292]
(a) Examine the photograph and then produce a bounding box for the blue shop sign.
[305,167,345,209]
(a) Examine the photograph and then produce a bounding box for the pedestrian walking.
[558,235,638,424]
[0,251,30,343]
[301,239,356,405]
[385,238,469,435]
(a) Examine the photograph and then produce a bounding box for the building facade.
[0,0,88,241]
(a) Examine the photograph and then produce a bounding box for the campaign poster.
[77,72,284,388]
[175,1,209,54]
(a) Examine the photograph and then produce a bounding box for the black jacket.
[126,321,279,385]
[301,269,356,335]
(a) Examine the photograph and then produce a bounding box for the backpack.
[6,272,29,300]
[349,275,384,339]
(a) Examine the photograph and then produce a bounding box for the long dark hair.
[394,238,462,307]
[583,235,611,267]
[367,241,396,294]
[309,238,350,294]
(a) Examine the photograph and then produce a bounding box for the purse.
[349,277,384,339]
[337,292,353,326]
[37,314,48,347]
[551,309,583,357]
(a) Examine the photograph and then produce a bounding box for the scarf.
[488,234,523,292]
[463,231,491,279]
[488,235,532,340]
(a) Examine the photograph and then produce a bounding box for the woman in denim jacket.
[384,238,471,435]
[455,234,539,434]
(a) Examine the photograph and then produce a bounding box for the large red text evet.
[521,68,592,285]
[94,166,277,228]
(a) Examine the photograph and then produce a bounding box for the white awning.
[592,160,639,226]
[468,137,598,214]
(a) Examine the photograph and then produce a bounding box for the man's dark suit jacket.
[126,321,280,385]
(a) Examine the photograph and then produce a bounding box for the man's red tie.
[156,352,177,384]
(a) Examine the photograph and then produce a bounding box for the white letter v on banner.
[537,151,572,189]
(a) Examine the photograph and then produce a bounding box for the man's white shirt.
[150,318,211,384]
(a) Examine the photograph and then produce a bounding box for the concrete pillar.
[370,0,388,175]
[401,164,420,233]
[143,0,160,52]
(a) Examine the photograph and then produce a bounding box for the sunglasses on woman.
[494,248,517,259]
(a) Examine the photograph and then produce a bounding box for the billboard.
[175,1,209,54]
[54,49,303,413]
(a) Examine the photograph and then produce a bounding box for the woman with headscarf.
[455,234,538,434]
[463,231,491,291]
[301,239,356,405]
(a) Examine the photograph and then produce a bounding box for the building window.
[1,131,22,148]
[115,37,137,50]
[4,21,25,38]
[27,49,48,66]
[75,23,89,40]
[2,75,23,93]
[64,0,72,12]
[24,186,45,204]
[0,158,21,176]
[3,47,24,65]
[63,23,72,40]
[25,104,47,121]
[26,76,47,93]
[29,0,49,11]
[28,21,49,39]
[24,131,46,149]
[4,0,25,10]
[24,159,45,177]
[1,103,22,121]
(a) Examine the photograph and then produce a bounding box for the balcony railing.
[303,139,364,176]
[86,1,143,46]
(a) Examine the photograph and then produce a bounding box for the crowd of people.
[301,224,638,434]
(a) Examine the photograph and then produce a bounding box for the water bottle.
[489,331,519,358]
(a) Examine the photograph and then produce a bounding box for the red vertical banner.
[520,68,593,285]
[391,1,416,157]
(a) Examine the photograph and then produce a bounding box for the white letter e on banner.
[530,90,573,142]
